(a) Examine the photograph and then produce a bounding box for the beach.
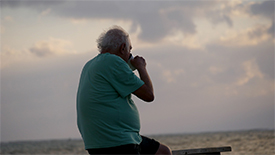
[1,129,274,155]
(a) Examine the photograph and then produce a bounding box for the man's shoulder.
[103,53,123,61]
[84,53,126,72]
[99,53,125,66]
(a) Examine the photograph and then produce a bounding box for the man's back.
[77,53,144,150]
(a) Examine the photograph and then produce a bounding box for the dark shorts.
[87,135,160,154]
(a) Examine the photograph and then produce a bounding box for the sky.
[1,0,274,142]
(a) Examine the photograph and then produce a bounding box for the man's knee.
[155,143,172,155]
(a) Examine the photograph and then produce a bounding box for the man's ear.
[119,43,126,54]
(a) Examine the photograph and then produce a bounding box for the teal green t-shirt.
[77,53,144,149]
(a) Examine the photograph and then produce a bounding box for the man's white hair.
[97,25,130,53]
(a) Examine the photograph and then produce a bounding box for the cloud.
[54,1,204,42]
[1,1,233,42]
[208,66,223,75]
[161,68,185,84]
[3,16,14,22]
[1,46,31,69]
[219,24,272,46]
[236,59,264,86]
[40,8,51,16]
[29,38,73,57]
[142,35,274,97]
[1,38,74,69]
[1,0,64,9]
[250,1,275,19]
[3,1,272,45]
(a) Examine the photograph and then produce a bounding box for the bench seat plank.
[172,146,232,155]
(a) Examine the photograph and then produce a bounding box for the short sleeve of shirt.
[106,55,144,98]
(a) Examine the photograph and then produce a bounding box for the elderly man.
[77,26,171,155]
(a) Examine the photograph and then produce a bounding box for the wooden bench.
[172,146,232,155]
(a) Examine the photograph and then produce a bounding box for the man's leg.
[155,143,172,155]
[140,136,172,155]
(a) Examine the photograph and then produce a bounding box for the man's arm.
[131,56,154,102]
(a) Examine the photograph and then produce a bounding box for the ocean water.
[1,130,274,155]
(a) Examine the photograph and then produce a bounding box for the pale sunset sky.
[1,0,274,142]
